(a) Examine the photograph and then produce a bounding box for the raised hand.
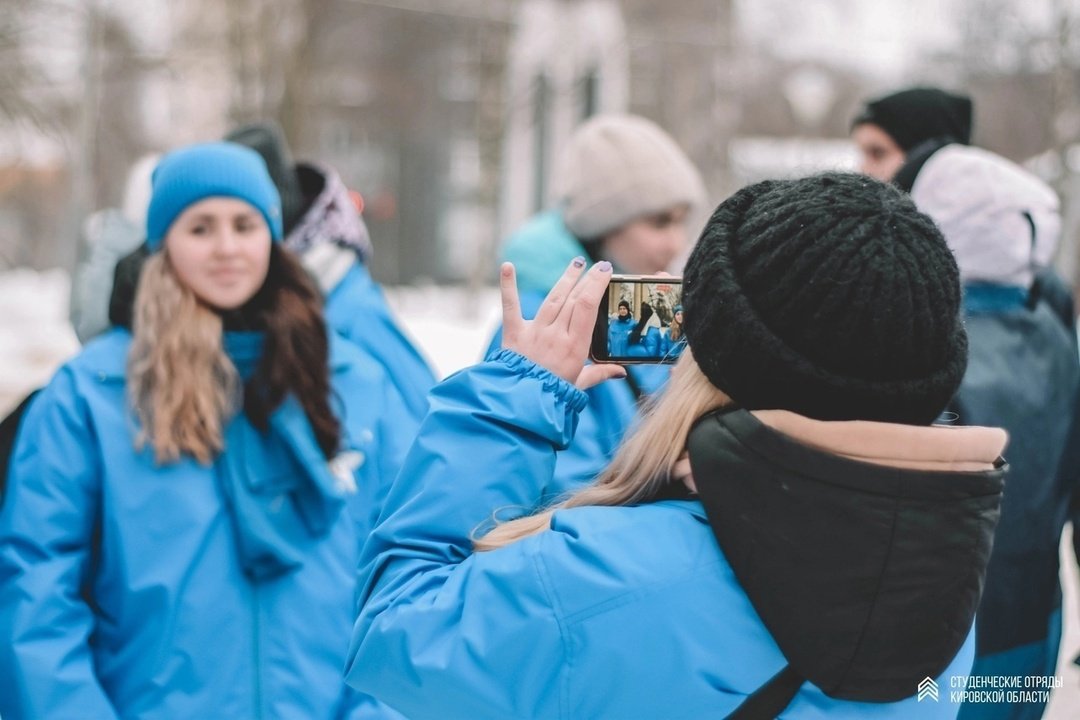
[500,258,627,390]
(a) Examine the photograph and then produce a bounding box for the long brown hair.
[129,244,341,465]
[474,351,730,551]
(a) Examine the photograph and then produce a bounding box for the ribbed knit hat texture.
[552,114,705,239]
[682,173,968,425]
[146,142,283,249]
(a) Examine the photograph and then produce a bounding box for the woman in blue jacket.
[226,122,437,421]
[0,142,413,719]
[347,174,1007,719]
[488,114,705,497]
[95,123,436,422]
[661,304,687,360]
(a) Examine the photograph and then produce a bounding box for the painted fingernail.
[572,256,586,268]
[597,261,612,272]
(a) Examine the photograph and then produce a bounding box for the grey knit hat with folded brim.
[552,114,706,239]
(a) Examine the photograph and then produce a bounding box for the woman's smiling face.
[165,197,272,310]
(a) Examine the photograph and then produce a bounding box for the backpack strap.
[724,665,804,720]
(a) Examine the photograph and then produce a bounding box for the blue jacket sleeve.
[644,326,660,355]
[368,373,418,513]
[625,326,660,358]
[0,368,119,720]
[335,373,417,720]
[327,264,437,423]
[345,350,588,719]
[485,292,633,498]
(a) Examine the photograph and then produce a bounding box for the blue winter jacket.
[660,328,687,360]
[606,315,635,356]
[953,283,1080,720]
[489,210,669,496]
[626,325,661,358]
[344,351,979,719]
[0,328,414,719]
[326,262,436,421]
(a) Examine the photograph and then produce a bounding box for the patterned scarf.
[285,163,373,262]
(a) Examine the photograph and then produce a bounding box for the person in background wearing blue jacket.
[489,113,705,498]
[225,122,436,422]
[0,142,413,719]
[99,123,436,422]
[346,173,1007,719]
[854,88,1080,720]
[661,304,687,360]
[607,299,634,356]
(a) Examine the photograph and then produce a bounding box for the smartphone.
[591,274,686,364]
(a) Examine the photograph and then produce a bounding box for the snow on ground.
[0,268,1079,715]
[382,283,502,380]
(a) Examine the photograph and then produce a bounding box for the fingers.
[575,362,627,390]
[534,257,587,327]
[567,261,613,341]
[499,263,523,343]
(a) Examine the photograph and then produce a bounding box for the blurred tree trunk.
[1048,0,1080,286]
[0,0,55,129]
[468,20,508,295]
[222,0,319,139]
[280,0,332,148]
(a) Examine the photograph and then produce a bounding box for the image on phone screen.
[591,275,685,364]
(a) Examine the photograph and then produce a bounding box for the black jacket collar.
[688,408,1005,702]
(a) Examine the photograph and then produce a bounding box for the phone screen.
[591,274,686,364]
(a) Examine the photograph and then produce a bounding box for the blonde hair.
[128,253,240,465]
[474,350,730,551]
[669,315,684,343]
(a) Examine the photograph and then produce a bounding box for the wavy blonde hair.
[128,252,240,465]
[669,315,684,343]
[474,350,730,551]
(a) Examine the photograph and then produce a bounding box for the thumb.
[575,363,627,390]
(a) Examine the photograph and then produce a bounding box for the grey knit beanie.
[552,114,705,239]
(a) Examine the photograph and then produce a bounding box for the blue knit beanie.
[145,142,283,249]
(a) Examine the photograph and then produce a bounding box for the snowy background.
[0,268,1077,716]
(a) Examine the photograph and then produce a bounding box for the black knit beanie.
[682,173,968,425]
[225,121,307,235]
[852,87,973,151]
